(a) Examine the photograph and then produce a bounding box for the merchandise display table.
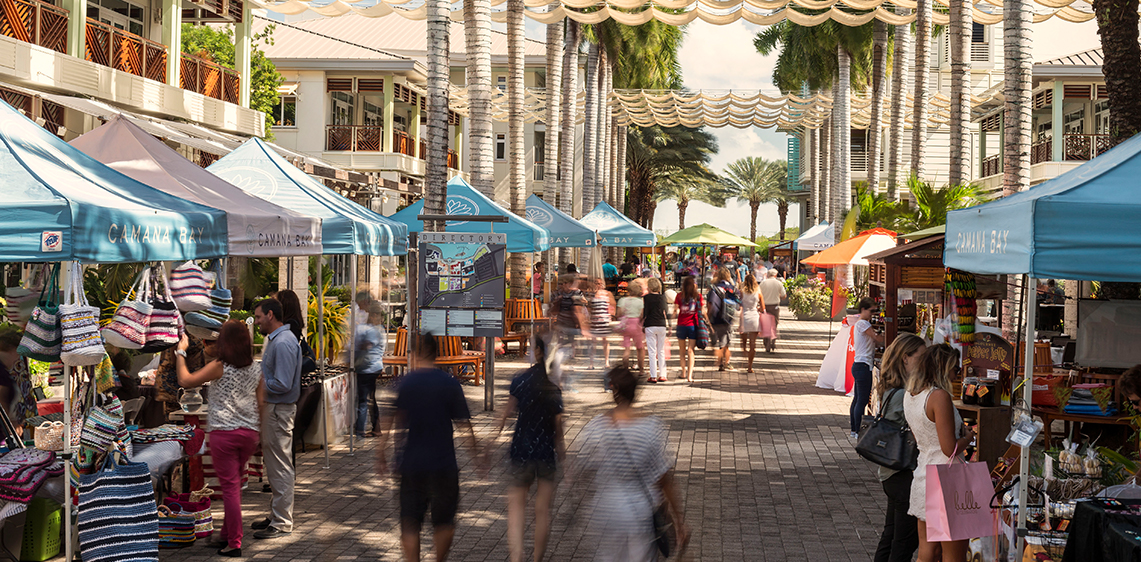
[1062,499,1141,562]
[953,401,1011,470]
[1030,406,1133,446]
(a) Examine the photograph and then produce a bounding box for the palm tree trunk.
[678,199,687,231]
[948,0,972,186]
[821,116,832,224]
[837,46,852,219]
[424,0,449,231]
[887,9,912,199]
[749,201,759,242]
[911,0,932,178]
[1003,0,1032,196]
[616,124,627,215]
[778,200,789,240]
[543,12,563,267]
[463,0,493,197]
[1092,0,1141,145]
[830,80,841,233]
[583,42,599,213]
[867,20,888,190]
[599,53,611,211]
[810,127,820,223]
[507,0,527,296]
[558,22,579,267]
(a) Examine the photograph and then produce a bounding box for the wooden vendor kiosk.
[866,235,946,345]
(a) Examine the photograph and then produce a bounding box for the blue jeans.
[850,362,873,433]
[355,372,379,435]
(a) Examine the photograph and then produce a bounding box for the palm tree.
[722,156,785,242]
[626,126,719,229]
[911,0,933,177]
[543,7,563,209]
[655,178,732,231]
[886,12,912,199]
[1003,0,1032,196]
[948,0,971,186]
[463,0,493,197]
[557,21,579,266]
[423,0,450,229]
[1092,0,1141,145]
[866,20,888,190]
[901,173,991,231]
[582,42,599,218]
[507,0,527,296]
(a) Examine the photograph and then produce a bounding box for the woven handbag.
[169,261,211,312]
[101,268,152,350]
[77,451,159,562]
[156,505,197,548]
[60,265,106,366]
[81,391,123,452]
[17,264,61,362]
[141,265,182,354]
[163,493,213,538]
[185,260,230,329]
[4,264,47,328]
[33,421,64,451]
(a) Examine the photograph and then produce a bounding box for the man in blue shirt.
[250,298,301,539]
[377,333,479,562]
[602,258,618,284]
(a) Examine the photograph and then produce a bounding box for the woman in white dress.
[736,274,764,374]
[903,343,975,562]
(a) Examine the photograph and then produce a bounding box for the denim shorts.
[676,325,697,340]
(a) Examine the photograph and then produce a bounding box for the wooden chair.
[501,299,550,354]
[382,328,409,378]
[1015,342,1055,374]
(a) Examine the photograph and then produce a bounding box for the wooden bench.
[501,299,551,354]
[382,328,485,385]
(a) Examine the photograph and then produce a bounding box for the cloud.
[679,21,779,92]
[652,198,800,239]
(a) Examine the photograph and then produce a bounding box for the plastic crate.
[20,498,60,562]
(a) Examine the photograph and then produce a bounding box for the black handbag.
[856,388,920,471]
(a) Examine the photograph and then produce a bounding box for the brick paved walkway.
[162,319,886,561]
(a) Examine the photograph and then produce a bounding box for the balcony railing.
[1064,133,1112,161]
[85,19,167,83]
[1030,138,1051,165]
[448,149,458,170]
[419,140,427,159]
[981,154,1000,177]
[0,0,67,53]
[325,125,383,152]
[179,52,239,104]
[393,130,414,157]
[534,162,544,180]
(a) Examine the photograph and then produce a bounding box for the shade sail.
[794,221,835,251]
[0,100,227,263]
[946,132,1141,282]
[579,202,656,247]
[657,223,757,247]
[800,228,897,267]
[388,177,551,253]
[900,224,945,241]
[70,118,324,257]
[208,137,407,256]
[525,194,594,248]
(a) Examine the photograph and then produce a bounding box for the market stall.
[579,202,656,249]
[655,223,758,286]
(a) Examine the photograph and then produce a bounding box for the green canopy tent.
[656,224,759,286]
[899,224,945,241]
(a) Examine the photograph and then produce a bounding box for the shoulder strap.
[878,387,898,417]
[612,419,658,506]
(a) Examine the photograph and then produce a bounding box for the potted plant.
[787,277,833,321]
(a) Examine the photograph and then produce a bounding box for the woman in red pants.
[176,320,263,557]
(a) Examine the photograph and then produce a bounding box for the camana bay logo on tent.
[445,196,479,226]
[588,211,623,229]
[525,208,553,226]
[225,167,281,201]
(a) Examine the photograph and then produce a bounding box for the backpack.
[712,284,741,325]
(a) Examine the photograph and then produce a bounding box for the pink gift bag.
[925,455,998,542]
[758,313,777,340]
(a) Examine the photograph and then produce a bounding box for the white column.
[235,1,253,107]
[66,0,87,59]
[161,0,181,87]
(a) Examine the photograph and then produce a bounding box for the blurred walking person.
[491,333,566,562]
[354,301,387,438]
[759,269,787,352]
[672,276,706,383]
[377,333,480,562]
[737,274,764,374]
[588,277,615,370]
[553,275,590,389]
[617,279,646,373]
[641,279,669,384]
[577,367,688,561]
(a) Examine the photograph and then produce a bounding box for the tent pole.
[319,255,329,470]
[61,261,72,562]
[348,256,358,455]
[1016,275,1037,555]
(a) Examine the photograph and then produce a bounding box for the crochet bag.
[60,265,106,366]
[141,265,182,354]
[163,493,213,538]
[102,268,152,350]
[4,264,47,328]
[169,261,211,312]
[77,451,159,562]
[33,421,64,451]
[81,390,123,452]
[17,264,62,362]
[184,260,230,329]
[156,505,196,548]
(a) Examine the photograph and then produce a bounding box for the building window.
[86,0,145,36]
[972,23,986,43]
[272,96,296,127]
[495,133,507,161]
[330,91,355,126]
[497,75,506,91]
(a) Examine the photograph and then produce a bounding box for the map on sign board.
[418,232,506,309]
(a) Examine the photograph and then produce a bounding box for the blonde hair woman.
[903,343,973,562]
[874,334,926,562]
[736,274,764,374]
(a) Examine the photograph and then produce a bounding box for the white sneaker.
[849,431,859,440]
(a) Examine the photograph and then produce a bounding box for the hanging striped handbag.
[77,452,159,562]
[169,261,211,312]
[185,260,230,329]
[141,265,182,354]
[17,264,61,362]
[101,268,152,350]
[60,265,106,366]
[5,264,47,328]
[80,391,122,452]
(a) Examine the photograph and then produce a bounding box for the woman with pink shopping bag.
[904,344,978,562]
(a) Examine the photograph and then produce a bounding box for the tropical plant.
[1092,0,1141,146]
[626,126,719,230]
[853,183,906,232]
[722,157,786,242]
[787,277,833,318]
[307,285,350,362]
[235,257,279,311]
[901,174,990,231]
[655,177,731,231]
[181,23,283,135]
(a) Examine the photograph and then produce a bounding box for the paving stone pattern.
[161,319,886,561]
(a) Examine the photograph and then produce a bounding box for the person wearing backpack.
[707,267,740,371]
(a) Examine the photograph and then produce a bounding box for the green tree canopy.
[181,23,284,136]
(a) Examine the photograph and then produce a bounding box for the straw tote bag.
[169,261,211,312]
[33,421,64,451]
[5,264,48,328]
[141,265,182,354]
[17,263,61,363]
[102,268,152,350]
[60,265,106,366]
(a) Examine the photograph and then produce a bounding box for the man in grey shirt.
[251,298,301,539]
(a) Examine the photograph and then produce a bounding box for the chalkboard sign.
[963,332,1014,404]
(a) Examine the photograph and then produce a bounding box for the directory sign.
[418,232,506,337]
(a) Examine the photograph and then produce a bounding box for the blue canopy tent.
[388,177,551,253]
[0,99,228,262]
[525,194,595,248]
[945,132,1141,551]
[208,137,407,256]
[579,201,656,247]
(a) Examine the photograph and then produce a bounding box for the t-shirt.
[760,277,787,306]
[509,366,564,464]
[532,272,543,295]
[673,294,703,327]
[355,324,386,375]
[603,263,619,280]
[642,293,668,328]
[394,368,472,472]
[853,319,876,365]
[617,296,644,319]
[555,290,587,329]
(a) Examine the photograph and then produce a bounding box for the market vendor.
[1119,365,1141,410]
[0,326,24,432]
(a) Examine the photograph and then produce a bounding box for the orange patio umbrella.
[800,228,898,267]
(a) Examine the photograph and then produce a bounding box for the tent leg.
[348,256,358,456]
[63,362,72,562]
[318,255,329,470]
[1015,275,1037,556]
